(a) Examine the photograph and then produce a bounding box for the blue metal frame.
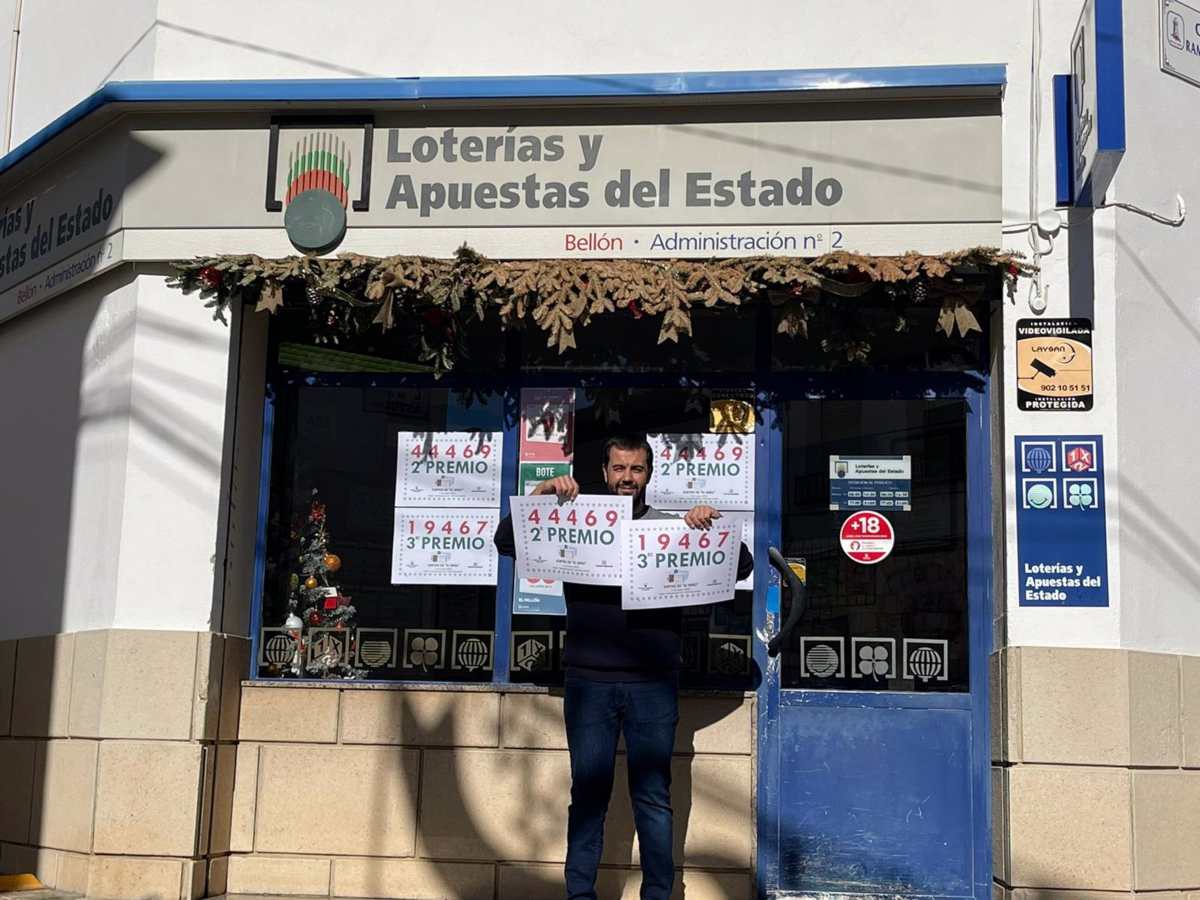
[493,398,521,681]
[752,374,992,900]
[753,391,784,895]
[0,64,1005,179]
[1053,74,1075,207]
[965,381,993,900]
[246,386,276,672]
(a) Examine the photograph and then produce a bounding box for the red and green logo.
[286,132,351,209]
[266,122,373,253]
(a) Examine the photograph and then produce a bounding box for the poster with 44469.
[511,495,631,586]
[647,434,754,510]
[395,431,503,507]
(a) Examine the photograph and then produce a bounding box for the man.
[494,434,753,900]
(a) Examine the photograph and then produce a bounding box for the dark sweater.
[494,503,754,681]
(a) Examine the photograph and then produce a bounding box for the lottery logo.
[800,636,845,679]
[1063,441,1097,472]
[851,637,897,681]
[902,639,949,683]
[452,631,493,672]
[355,628,398,669]
[1022,442,1056,473]
[512,632,553,672]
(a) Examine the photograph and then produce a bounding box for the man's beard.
[609,481,646,506]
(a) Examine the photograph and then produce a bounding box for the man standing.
[494,434,753,900]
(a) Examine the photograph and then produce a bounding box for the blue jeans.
[563,674,679,900]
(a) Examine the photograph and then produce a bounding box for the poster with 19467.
[391,508,500,585]
[621,518,742,610]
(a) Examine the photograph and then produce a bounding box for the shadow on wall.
[97,19,379,86]
[0,131,256,888]
[345,689,755,900]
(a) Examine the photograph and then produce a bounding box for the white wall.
[1112,1,1200,652]
[8,0,155,148]
[0,268,232,640]
[109,271,233,631]
[0,269,134,639]
[150,0,1018,81]
[0,0,19,152]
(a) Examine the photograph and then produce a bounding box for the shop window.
[777,399,969,692]
[258,383,502,681]
[256,379,758,689]
[268,301,508,375]
[771,292,988,373]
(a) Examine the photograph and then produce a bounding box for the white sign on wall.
[1162,0,1200,88]
[395,431,503,507]
[511,494,631,586]
[391,508,500,584]
[647,433,755,510]
[620,519,742,610]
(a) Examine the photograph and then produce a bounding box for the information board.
[1015,435,1109,606]
[829,455,912,511]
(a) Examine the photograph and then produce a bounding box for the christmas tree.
[282,490,364,679]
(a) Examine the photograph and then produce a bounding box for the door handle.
[767,547,806,658]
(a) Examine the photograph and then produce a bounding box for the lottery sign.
[511,494,631,586]
[391,508,500,584]
[647,433,754,510]
[621,519,742,610]
[395,431,503,508]
[839,511,895,565]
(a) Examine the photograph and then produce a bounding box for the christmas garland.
[168,245,1033,374]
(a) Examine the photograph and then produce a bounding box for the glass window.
[258,382,503,681]
[256,378,759,689]
[777,399,969,692]
[771,292,988,373]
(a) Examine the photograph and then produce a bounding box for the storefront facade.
[0,3,1198,900]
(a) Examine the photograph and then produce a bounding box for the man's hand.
[684,505,721,529]
[533,475,580,501]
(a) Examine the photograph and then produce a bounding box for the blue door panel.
[777,702,974,896]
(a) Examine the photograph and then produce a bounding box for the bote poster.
[514,388,576,614]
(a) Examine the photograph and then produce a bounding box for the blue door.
[754,378,992,899]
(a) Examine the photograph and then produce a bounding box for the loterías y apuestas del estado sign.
[0,103,1001,325]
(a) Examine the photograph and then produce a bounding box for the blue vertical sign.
[1015,435,1109,606]
[1064,0,1126,206]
